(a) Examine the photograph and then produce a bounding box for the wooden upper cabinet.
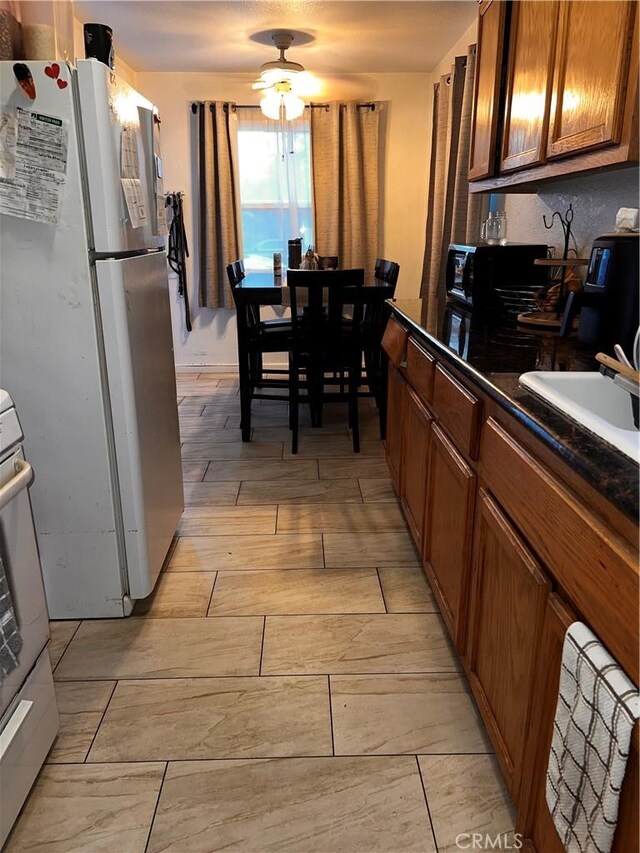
[500,1,559,172]
[469,0,507,180]
[547,1,636,159]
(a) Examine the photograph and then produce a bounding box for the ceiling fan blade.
[251,80,271,90]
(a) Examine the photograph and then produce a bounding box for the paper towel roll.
[615,207,639,232]
[23,23,55,60]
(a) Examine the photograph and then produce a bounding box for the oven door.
[0,448,49,717]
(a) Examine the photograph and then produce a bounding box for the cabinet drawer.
[0,649,59,847]
[480,417,639,681]
[432,365,482,458]
[404,339,435,406]
[381,316,409,367]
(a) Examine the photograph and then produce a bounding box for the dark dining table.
[235,270,394,300]
[235,269,395,437]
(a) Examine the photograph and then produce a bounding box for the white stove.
[0,390,58,846]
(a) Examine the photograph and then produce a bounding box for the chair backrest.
[374,258,400,290]
[227,259,261,338]
[317,255,339,271]
[287,268,365,359]
[226,259,246,289]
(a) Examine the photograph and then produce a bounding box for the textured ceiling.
[74,1,477,74]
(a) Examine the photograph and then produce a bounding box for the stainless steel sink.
[519,371,640,462]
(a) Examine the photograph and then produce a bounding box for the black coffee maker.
[560,233,639,356]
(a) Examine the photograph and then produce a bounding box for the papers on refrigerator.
[121,177,148,228]
[120,127,140,179]
[0,113,17,179]
[0,107,69,224]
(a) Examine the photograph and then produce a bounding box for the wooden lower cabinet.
[423,423,475,653]
[519,594,639,852]
[383,317,639,847]
[400,387,432,551]
[385,364,405,493]
[467,489,551,802]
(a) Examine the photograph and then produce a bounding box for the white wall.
[431,19,478,83]
[136,70,432,367]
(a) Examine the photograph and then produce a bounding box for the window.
[237,110,313,271]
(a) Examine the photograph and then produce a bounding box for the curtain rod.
[190,101,377,113]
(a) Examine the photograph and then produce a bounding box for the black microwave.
[446,243,548,313]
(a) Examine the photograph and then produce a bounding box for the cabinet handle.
[0,459,33,511]
[0,700,33,760]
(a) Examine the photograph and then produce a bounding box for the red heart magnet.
[57,79,68,89]
[45,63,60,79]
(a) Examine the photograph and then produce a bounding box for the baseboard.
[175,365,237,374]
[175,361,288,374]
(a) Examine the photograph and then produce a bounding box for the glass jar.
[481,211,508,246]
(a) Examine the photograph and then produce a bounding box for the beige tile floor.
[8,372,515,852]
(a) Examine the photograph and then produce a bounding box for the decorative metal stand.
[517,204,588,330]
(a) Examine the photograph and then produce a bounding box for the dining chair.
[227,260,291,441]
[287,268,365,454]
[363,258,400,438]
[374,258,400,287]
[317,255,339,270]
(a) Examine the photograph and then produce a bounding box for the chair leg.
[378,354,389,440]
[238,353,252,442]
[290,353,299,454]
[239,383,252,442]
[349,361,360,454]
[309,362,323,428]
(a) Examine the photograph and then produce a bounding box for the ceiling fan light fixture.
[283,91,305,121]
[254,31,309,121]
[260,82,305,121]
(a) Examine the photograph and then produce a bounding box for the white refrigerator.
[0,59,183,618]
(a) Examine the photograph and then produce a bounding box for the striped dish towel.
[546,621,639,853]
[0,554,22,679]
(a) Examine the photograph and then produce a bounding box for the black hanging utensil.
[167,191,192,333]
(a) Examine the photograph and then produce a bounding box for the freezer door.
[76,59,165,253]
[96,251,183,599]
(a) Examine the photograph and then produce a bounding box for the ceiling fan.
[251,31,319,121]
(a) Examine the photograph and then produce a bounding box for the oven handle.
[0,459,33,511]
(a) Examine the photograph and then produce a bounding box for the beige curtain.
[310,102,380,276]
[195,101,242,308]
[420,46,482,327]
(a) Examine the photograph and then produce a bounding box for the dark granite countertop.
[389,298,639,522]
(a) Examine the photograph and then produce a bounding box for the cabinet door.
[547,1,636,159]
[385,364,405,494]
[467,489,550,802]
[500,1,559,172]
[401,387,432,552]
[519,595,639,852]
[423,423,475,652]
[469,0,508,180]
